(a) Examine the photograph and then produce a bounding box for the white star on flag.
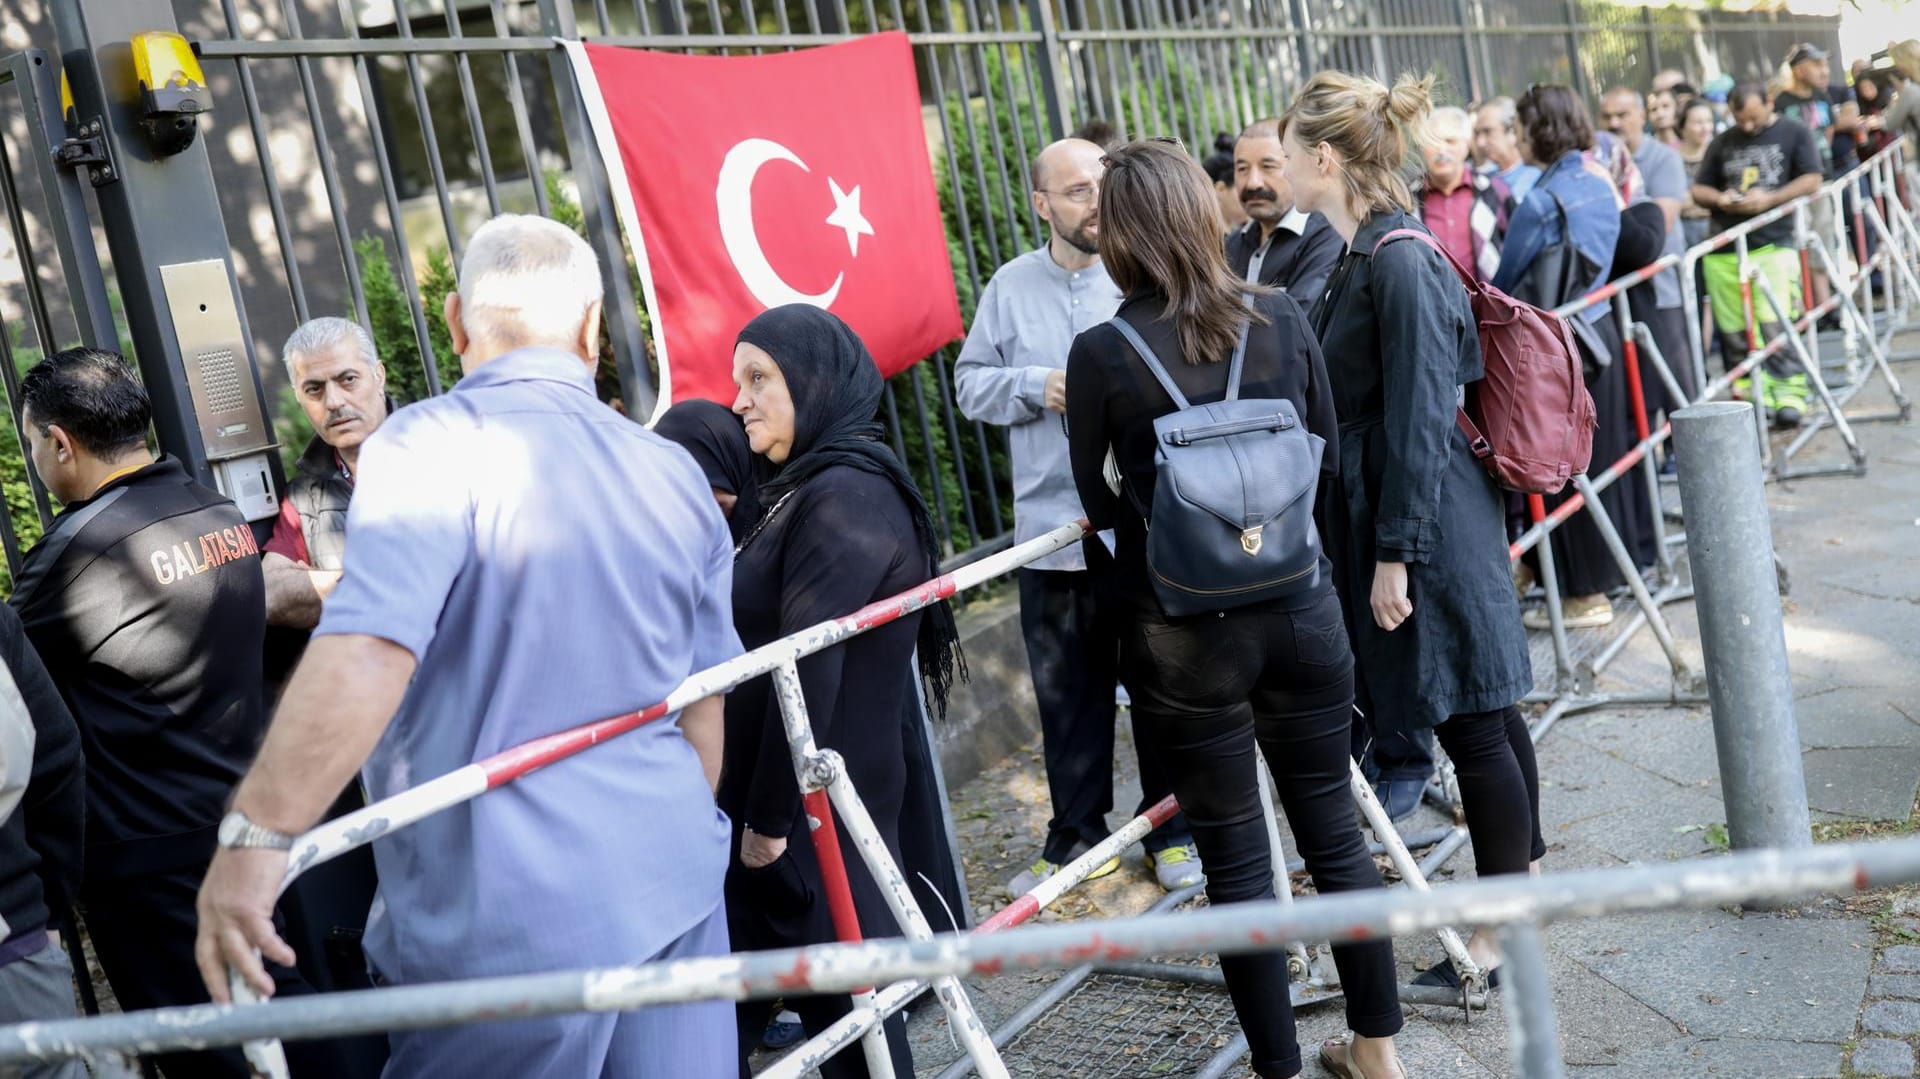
[825,177,876,257]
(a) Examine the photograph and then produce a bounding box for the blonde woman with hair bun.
[1282,70,1541,1045]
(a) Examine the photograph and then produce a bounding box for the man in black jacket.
[1225,117,1344,313]
[9,348,350,1079]
[262,316,390,628]
[0,605,88,1079]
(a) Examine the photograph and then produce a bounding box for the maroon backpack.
[1371,228,1596,495]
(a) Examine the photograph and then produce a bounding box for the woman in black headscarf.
[721,305,964,1078]
[654,398,765,541]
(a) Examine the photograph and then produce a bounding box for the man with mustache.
[263,317,393,628]
[956,137,1199,895]
[1225,117,1342,312]
[1418,106,1513,285]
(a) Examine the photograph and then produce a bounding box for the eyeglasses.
[1038,182,1100,204]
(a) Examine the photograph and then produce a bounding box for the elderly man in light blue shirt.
[955,137,1195,897]
[196,214,739,1077]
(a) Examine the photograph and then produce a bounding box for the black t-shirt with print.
[1695,117,1824,248]
[1774,84,1857,176]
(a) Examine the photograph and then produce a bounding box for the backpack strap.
[1369,226,1476,294]
[1369,227,1494,462]
[1223,292,1253,402]
[1108,316,1192,410]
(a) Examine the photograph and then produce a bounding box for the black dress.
[1309,210,1534,733]
[722,464,925,1078]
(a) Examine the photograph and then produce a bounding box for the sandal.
[1410,956,1502,991]
[1319,1035,1409,1079]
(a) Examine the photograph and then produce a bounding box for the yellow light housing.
[59,69,73,124]
[130,30,207,107]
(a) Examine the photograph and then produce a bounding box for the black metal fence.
[0,0,1844,568]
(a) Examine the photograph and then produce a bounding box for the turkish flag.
[575,36,963,414]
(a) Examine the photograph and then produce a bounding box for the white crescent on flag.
[715,137,877,311]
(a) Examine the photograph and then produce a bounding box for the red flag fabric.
[580,36,963,412]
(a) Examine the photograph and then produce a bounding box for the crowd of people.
[0,35,1915,1079]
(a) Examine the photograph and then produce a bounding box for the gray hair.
[1477,95,1518,130]
[282,316,378,384]
[456,214,605,350]
[1428,106,1472,142]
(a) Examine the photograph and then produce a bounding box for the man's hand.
[1370,561,1413,632]
[740,829,788,868]
[195,847,294,1003]
[1044,369,1067,413]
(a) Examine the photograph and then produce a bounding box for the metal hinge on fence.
[53,118,116,186]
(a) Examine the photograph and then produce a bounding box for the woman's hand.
[741,829,788,868]
[1371,561,1413,631]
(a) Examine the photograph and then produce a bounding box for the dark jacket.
[1226,212,1344,315]
[1310,210,1532,732]
[287,434,354,572]
[11,457,268,879]
[1064,288,1341,614]
[0,605,83,944]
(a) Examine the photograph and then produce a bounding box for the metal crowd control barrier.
[12,137,1919,1079]
[11,834,1920,1078]
[220,522,1109,1079]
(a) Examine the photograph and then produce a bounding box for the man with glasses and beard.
[956,137,1199,896]
[1225,117,1343,312]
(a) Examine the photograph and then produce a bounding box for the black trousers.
[1627,290,1700,417]
[1353,721,1435,785]
[1018,568,1187,862]
[1433,705,1546,875]
[1122,591,1402,1079]
[726,821,913,1079]
[81,863,368,1079]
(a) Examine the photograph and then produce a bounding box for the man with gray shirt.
[956,138,1195,895]
[1601,86,1700,413]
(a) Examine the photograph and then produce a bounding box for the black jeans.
[1433,705,1546,876]
[1018,568,1187,862]
[82,864,365,1079]
[1353,723,1435,785]
[1122,590,1402,1079]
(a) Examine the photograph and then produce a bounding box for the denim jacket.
[1491,149,1622,322]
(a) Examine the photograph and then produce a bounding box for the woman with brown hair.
[1063,138,1406,1079]
[1280,71,1540,1000]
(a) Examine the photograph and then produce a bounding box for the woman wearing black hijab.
[721,304,964,1078]
[654,398,764,541]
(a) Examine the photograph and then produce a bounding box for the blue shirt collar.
[454,347,596,394]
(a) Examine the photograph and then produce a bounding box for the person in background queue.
[1677,97,1719,251]
[262,317,391,628]
[724,305,966,1078]
[1600,87,1702,411]
[1065,137,1406,1079]
[10,349,354,1079]
[1474,96,1543,203]
[1203,132,1250,234]
[196,214,739,1077]
[1418,105,1512,284]
[1227,118,1344,311]
[1494,85,1653,631]
[1692,81,1823,424]
[955,137,1198,897]
[255,315,394,1074]
[0,609,88,1079]
[1284,70,1541,1006]
[1774,43,1862,322]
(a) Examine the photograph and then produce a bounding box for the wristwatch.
[217,810,296,851]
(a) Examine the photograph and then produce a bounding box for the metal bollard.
[1671,402,1812,854]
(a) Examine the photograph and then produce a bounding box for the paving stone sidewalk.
[897,360,1920,1077]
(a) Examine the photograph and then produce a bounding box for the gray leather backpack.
[1108,311,1326,617]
